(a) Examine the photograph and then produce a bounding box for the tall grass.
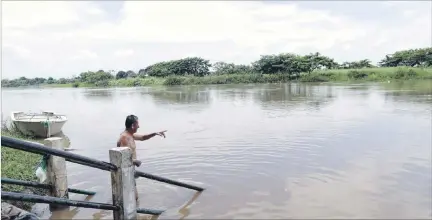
[42,82,93,88]
[161,67,432,86]
[162,73,296,86]
[307,67,432,82]
[109,77,165,87]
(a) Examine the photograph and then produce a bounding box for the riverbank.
[1,124,45,211]
[8,67,432,89]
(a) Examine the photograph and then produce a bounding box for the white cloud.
[114,49,134,57]
[85,6,105,16]
[77,1,367,51]
[3,44,32,59]
[2,1,81,29]
[71,50,98,60]
[1,1,431,78]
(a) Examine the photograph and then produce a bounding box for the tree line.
[2,47,431,87]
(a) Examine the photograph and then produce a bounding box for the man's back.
[117,131,137,160]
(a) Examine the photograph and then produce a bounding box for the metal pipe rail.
[1,178,96,196]
[135,170,204,192]
[2,136,204,192]
[137,208,164,216]
[1,191,165,216]
[2,191,117,211]
[1,136,117,171]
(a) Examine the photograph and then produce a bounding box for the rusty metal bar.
[1,136,117,171]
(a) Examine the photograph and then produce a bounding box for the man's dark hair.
[125,115,138,129]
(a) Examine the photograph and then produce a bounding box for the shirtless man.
[116,114,167,201]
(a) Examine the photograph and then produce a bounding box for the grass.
[6,67,432,89]
[1,120,46,211]
[42,82,94,88]
[159,67,432,86]
[109,77,165,87]
[306,67,432,82]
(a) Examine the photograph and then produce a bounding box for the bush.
[394,69,406,79]
[347,70,368,79]
[1,121,46,211]
[163,76,185,86]
[300,75,329,82]
[407,69,418,77]
[132,79,142,87]
[94,80,109,87]
[320,71,336,77]
[394,68,419,79]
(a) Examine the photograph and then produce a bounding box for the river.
[2,80,431,219]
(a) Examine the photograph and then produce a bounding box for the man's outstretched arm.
[133,130,167,141]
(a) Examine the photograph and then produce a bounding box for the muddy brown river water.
[2,81,431,219]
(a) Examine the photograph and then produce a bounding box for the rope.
[41,119,51,138]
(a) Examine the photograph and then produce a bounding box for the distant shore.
[4,67,432,89]
[3,47,431,89]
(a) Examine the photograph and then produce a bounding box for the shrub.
[347,70,368,79]
[94,80,109,87]
[163,76,185,86]
[300,75,329,82]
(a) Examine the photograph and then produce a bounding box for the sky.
[2,1,431,79]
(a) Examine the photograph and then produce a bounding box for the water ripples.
[3,82,431,219]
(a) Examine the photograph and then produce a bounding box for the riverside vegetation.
[1,121,46,211]
[2,47,432,88]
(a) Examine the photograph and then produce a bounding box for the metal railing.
[1,136,204,219]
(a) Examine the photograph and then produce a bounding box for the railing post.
[44,137,69,211]
[109,147,137,220]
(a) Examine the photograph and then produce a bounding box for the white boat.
[10,111,68,138]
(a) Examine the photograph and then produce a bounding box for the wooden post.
[109,147,137,220]
[44,137,69,211]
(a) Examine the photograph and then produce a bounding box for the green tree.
[116,71,128,79]
[47,77,55,84]
[80,71,113,84]
[213,62,253,75]
[379,47,432,67]
[58,78,68,84]
[252,53,310,76]
[126,70,137,78]
[303,52,339,73]
[144,57,211,77]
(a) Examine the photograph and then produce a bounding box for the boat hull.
[12,120,66,138]
[10,111,68,138]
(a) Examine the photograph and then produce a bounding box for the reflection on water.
[2,81,431,219]
[82,89,114,98]
[150,87,211,105]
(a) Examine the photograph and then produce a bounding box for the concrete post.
[44,137,69,211]
[109,147,137,220]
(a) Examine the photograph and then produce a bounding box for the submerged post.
[109,147,137,220]
[44,137,69,211]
